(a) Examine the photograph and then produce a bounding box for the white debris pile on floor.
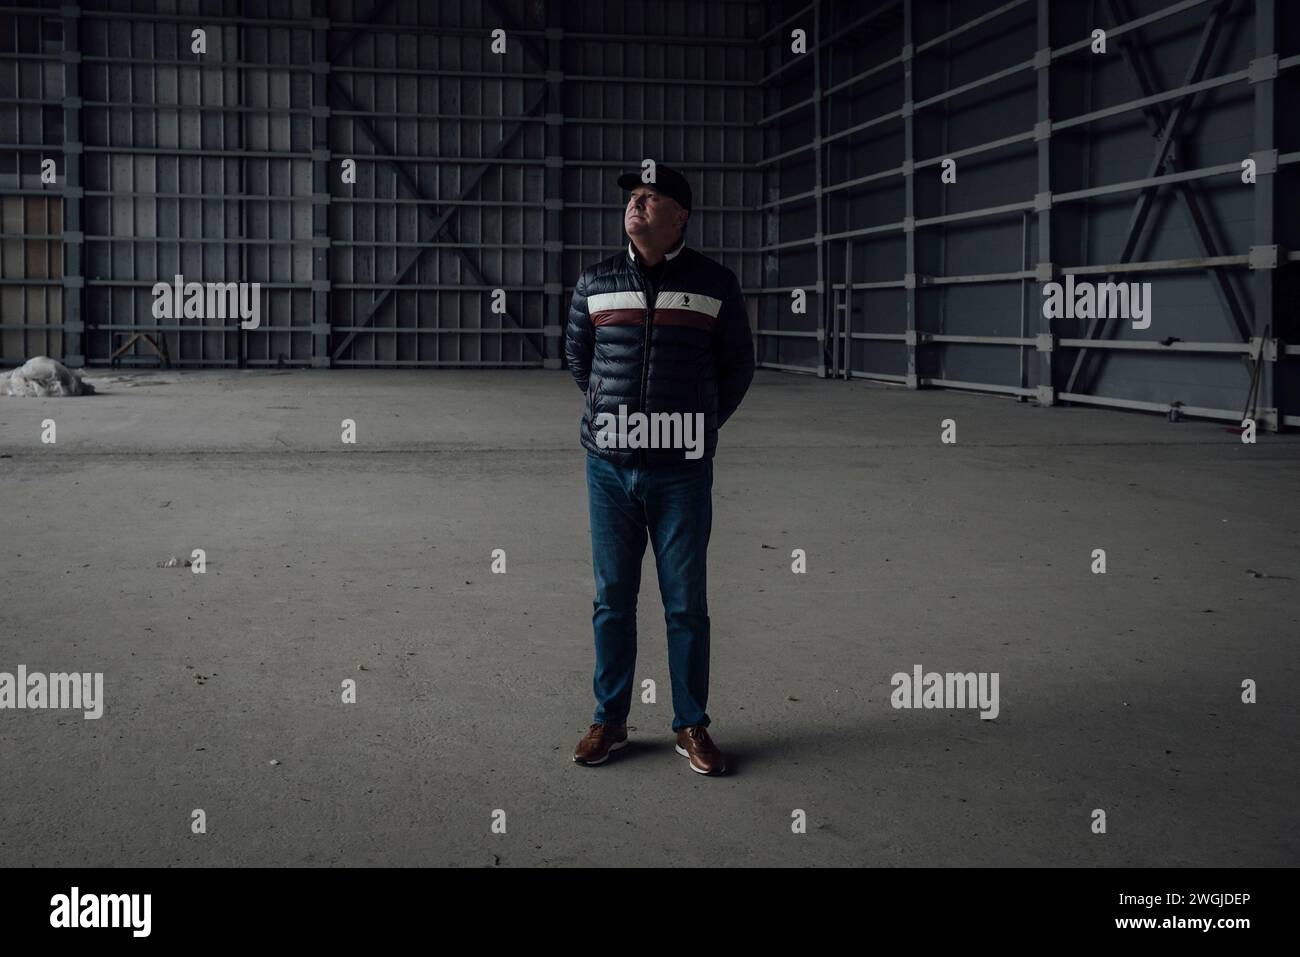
[0,358,178,395]
[0,356,96,397]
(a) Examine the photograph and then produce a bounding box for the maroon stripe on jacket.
[591,308,644,327]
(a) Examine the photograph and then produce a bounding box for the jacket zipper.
[636,260,651,468]
[636,252,671,467]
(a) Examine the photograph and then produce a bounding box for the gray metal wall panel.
[765,0,1296,427]
[0,0,763,369]
[0,3,65,363]
[5,0,1291,423]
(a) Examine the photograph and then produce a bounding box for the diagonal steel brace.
[325,0,547,360]
[1066,0,1252,394]
[328,79,548,359]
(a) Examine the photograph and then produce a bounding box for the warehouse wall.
[2,0,1296,428]
[760,0,1299,429]
[0,0,763,369]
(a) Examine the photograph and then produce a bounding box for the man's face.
[625,185,686,244]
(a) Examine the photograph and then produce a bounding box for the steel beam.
[311,2,331,368]
[327,78,547,360]
[813,0,828,377]
[542,8,563,370]
[903,0,918,390]
[842,238,854,378]
[1250,0,1279,430]
[1065,0,1241,394]
[1035,0,1053,405]
[60,5,85,367]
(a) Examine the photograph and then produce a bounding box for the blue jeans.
[585,451,713,732]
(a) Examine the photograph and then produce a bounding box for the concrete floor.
[0,368,1296,867]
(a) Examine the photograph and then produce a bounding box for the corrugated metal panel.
[761,0,1298,428]
[0,4,65,362]
[3,0,1292,428]
[0,0,762,370]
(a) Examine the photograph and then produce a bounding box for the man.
[564,165,755,776]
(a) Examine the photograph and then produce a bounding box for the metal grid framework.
[2,0,1296,428]
[0,0,763,369]
[0,9,63,360]
[759,0,1299,429]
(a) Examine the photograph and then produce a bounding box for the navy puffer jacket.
[564,238,755,467]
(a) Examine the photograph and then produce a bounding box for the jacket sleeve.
[564,269,594,393]
[713,272,755,428]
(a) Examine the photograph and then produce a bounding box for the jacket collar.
[627,235,686,267]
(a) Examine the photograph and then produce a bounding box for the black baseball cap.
[617,164,692,212]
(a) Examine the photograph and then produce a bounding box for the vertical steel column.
[310,3,332,367]
[843,237,854,379]
[812,0,827,377]
[1019,210,1029,398]
[902,0,918,389]
[235,16,248,368]
[1249,0,1279,430]
[542,3,563,371]
[762,2,780,370]
[825,28,838,381]
[1034,0,1054,406]
[61,4,85,367]
[830,237,840,376]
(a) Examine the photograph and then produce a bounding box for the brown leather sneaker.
[675,725,725,775]
[573,722,628,766]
